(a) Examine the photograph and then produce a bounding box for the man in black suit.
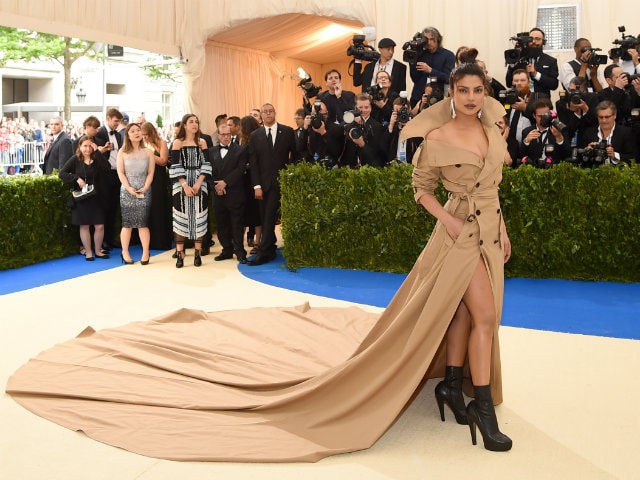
[506,28,559,98]
[94,108,123,249]
[519,98,570,168]
[353,37,407,94]
[306,101,346,168]
[341,93,387,168]
[210,125,248,263]
[578,100,638,167]
[247,103,296,266]
[43,116,73,174]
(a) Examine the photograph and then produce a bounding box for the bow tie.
[219,144,229,150]
[109,130,117,136]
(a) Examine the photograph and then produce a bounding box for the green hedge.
[280,162,640,282]
[0,175,77,269]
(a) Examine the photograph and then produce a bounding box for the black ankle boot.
[175,251,184,268]
[435,366,468,424]
[194,249,202,267]
[467,385,512,451]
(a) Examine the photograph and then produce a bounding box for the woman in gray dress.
[116,123,155,265]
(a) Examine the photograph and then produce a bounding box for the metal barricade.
[0,141,47,174]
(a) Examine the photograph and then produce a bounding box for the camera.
[504,33,533,67]
[402,32,427,64]
[396,91,413,123]
[347,34,381,62]
[539,111,567,132]
[568,91,585,105]
[624,73,640,82]
[343,110,363,139]
[297,74,321,99]
[578,140,609,165]
[580,46,607,66]
[498,87,520,106]
[310,100,323,129]
[365,83,385,101]
[610,26,639,61]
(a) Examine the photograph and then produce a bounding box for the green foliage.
[0,175,77,270]
[156,114,164,128]
[0,27,99,67]
[140,55,181,82]
[280,162,640,282]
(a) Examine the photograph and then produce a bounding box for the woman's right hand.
[182,182,195,196]
[77,178,86,188]
[443,215,464,242]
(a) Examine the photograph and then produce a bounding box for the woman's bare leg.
[445,301,471,367]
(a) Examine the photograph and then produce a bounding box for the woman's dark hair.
[176,113,202,145]
[239,115,260,146]
[449,62,486,87]
[75,134,94,158]
[458,48,478,64]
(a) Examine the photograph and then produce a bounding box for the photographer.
[597,64,634,124]
[293,108,311,163]
[410,82,444,115]
[341,93,386,168]
[369,70,399,126]
[555,76,599,149]
[353,37,407,94]
[519,98,569,168]
[503,69,533,146]
[317,69,356,125]
[560,38,605,92]
[382,97,421,164]
[306,101,345,169]
[408,27,455,108]
[578,100,637,167]
[505,28,559,97]
[611,30,640,75]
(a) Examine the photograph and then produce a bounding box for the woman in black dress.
[141,122,172,250]
[59,135,111,261]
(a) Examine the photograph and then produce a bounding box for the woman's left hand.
[502,230,511,263]
[192,182,201,194]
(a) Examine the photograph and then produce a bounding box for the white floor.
[1,248,638,479]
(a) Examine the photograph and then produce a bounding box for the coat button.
[469,233,473,237]
[479,240,484,245]
[455,164,461,167]
[494,239,499,244]
[497,208,501,214]
[475,182,480,187]
[476,209,481,215]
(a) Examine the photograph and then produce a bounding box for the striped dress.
[169,145,212,239]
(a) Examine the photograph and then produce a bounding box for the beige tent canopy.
[1,0,637,132]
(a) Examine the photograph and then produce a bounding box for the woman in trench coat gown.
[7,63,513,460]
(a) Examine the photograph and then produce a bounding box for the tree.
[140,55,182,83]
[0,27,101,121]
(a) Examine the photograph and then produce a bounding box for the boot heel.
[194,249,202,267]
[435,393,446,422]
[468,416,478,445]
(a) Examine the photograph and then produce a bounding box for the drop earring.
[450,100,457,119]
[477,109,483,119]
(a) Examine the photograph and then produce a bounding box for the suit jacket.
[579,124,638,166]
[210,142,248,203]
[317,90,357,124]
[519,125,570,167]
[94,126,123,166]
[342,117,387,167]
[248,123,297,192]
[43,131,73,174]
[353,60,407,94]
[506,52,559,97]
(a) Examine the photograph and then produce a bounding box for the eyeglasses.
[261,110,275,114]
[218,133,231,136]
[598,114,614,120]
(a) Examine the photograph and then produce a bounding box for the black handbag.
[72,184,96,201]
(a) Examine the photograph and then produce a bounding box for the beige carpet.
[1,248,638,479]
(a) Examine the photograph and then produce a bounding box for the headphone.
[530,27,546,45]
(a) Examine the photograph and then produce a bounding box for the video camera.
[497,87,520,106]
[610,26,639,62]
[580,46,607,66]
[365,83,385,101]
[402,32,427,64]
[347,35,381,62]
[504,33,533,67]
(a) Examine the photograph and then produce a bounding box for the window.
[536,4,579,51]
[161,92,172,124]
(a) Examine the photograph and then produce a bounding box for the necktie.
[267,128,273,146]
